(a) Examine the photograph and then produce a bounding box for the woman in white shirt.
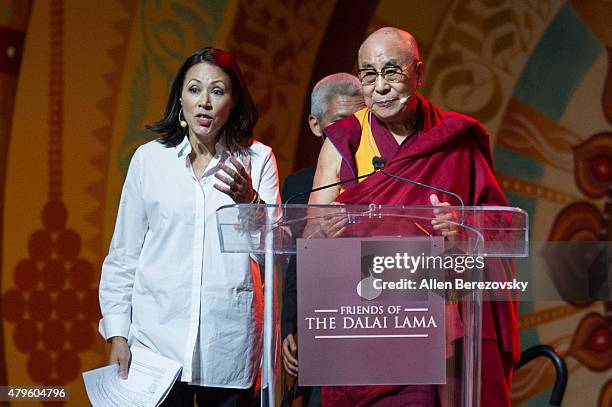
[98,47,280,406]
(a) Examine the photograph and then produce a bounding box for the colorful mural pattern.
[0,1,611,406]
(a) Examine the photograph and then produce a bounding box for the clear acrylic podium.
[216,204,528,407]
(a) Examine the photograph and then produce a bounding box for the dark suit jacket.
[280,165,315,339]
[280,165,321,406]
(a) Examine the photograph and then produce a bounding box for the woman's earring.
[179,108,187,128]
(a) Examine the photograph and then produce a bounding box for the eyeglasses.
[357,62,417,86]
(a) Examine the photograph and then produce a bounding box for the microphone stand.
[284,170,376,205]
[373,157,465,226]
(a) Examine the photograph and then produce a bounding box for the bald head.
[358,27,420,65]
[357,27,424,127]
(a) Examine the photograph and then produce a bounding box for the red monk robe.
[320,95,519,407]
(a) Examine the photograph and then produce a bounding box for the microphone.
[399,93,414,104]
[371,156,465,224]
[284,169,376,204]
[372,156,386,171]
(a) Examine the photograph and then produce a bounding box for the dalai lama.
[306,27,519,407]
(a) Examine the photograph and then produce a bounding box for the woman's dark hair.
[146,47,258,151]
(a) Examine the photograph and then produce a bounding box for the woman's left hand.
[214,155,256,203]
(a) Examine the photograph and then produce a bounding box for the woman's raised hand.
[214,155,256,203]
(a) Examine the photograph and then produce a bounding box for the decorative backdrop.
[0,0,610,405]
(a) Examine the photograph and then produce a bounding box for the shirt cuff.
[98,314,131,341]
[282,320,297,340]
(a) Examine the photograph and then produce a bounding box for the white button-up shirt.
[98,136,280,387]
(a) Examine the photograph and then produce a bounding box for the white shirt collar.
[176,135,191,158]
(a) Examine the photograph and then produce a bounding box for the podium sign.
[297,238,447,386]
[216,204,529,406]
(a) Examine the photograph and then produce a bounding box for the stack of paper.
[83,346,182,407]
